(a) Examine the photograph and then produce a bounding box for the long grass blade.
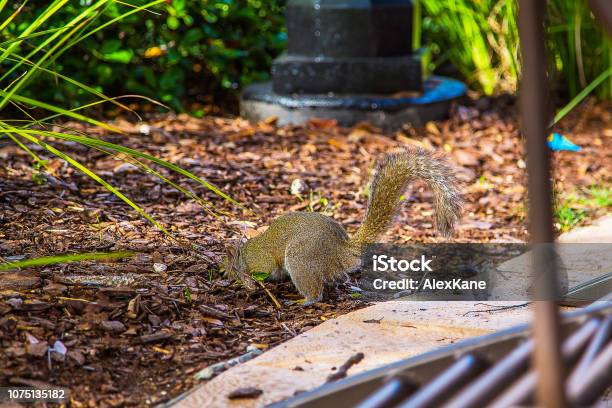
[0,0,107,100]
[89,144,225,218]
[1,18,93,108]
[32,95,170,125]
[0,0,67,60]
[1,131,44,166]
[0,0,244,241]
[27,129,241,208]
[552,68,612,125]
[0,251,133,271]
[0,91,122,132]
[0,0,28,32]
[1,52,133,114]
[5,128,171,235]
[0,28,65,48]
[63,0,166,50]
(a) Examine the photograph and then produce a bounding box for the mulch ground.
[0,97,610,407]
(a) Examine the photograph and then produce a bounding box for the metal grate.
[269,299,612,408]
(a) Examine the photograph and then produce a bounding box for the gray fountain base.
[240,76,466,129]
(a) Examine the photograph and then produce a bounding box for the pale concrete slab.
[558,215,612,243]
[174,301,543,408]
[494,243,611,298]
[492,215,612,299]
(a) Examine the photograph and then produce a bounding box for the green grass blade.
[31,94,170,124]
[0,0,28,32]
[0,28,65,48]
[6,128,171,235]
[0,91,122,132]
[0,251,133,271]
[0,1,163,113]
[1,52,133,114]
[553,67,612,125]
[0,0,107,103]
[27,129,241,208]
[89,145,225,218]
[412,0,421,50]
[63,0,165,50]
[0,0,68,64]
[0,18,93,108]
[1,131,44,166]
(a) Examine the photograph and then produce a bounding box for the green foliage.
[547,1,612,100]
[183,286,193,303]
[251,271,270,282]
[1,0,286,111]
[555,203,586,232]
[420,0,612,100]
[586,187,612,208]
[0,0,241,237]
[554,186,611,232]
[1,0,609,118]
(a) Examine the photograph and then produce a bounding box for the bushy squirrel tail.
[350,148,463,247]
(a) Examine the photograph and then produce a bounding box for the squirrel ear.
[224,239,244,270]
[223,237,247,274]
[222,247,235,276]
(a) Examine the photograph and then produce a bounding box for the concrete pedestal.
[241,76,466,129]
[241,0,465,128]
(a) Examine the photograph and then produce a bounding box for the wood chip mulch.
[0,97,610,406]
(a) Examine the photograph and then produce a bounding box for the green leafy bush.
[2,0,609,112]
[1,0,286,112]
[0,0,240,236]
[420,0,611,100]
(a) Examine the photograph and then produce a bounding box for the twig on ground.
[256,279,282,309]
[462,302,531,316]
[281,322,297,337]
[326,352,365,383]
[199,304,232,319]
[194,348,263,381]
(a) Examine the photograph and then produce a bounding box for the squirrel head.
[223,238,246,275]
[222,238,257,289]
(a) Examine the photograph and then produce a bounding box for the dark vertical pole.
[588,0,612,35]
[517,1,567,408]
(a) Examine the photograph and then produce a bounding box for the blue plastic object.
[547,132,582,152]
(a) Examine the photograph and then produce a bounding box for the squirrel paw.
[298,296,322,307]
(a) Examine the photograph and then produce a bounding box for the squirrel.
[225,148,463,305]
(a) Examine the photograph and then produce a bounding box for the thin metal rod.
[354,377,416,408]
[441,340,533,408]
[487,318,602,408]
[397,354,487,408]
[568,342,612,406]
[517,0,566,406]
[567,316,612,391]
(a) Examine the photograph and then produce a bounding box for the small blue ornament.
[547,132,581,152]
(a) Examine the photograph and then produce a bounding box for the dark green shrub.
[2,0,608,113]
[1,0,286,112]
[420,0,611,100]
